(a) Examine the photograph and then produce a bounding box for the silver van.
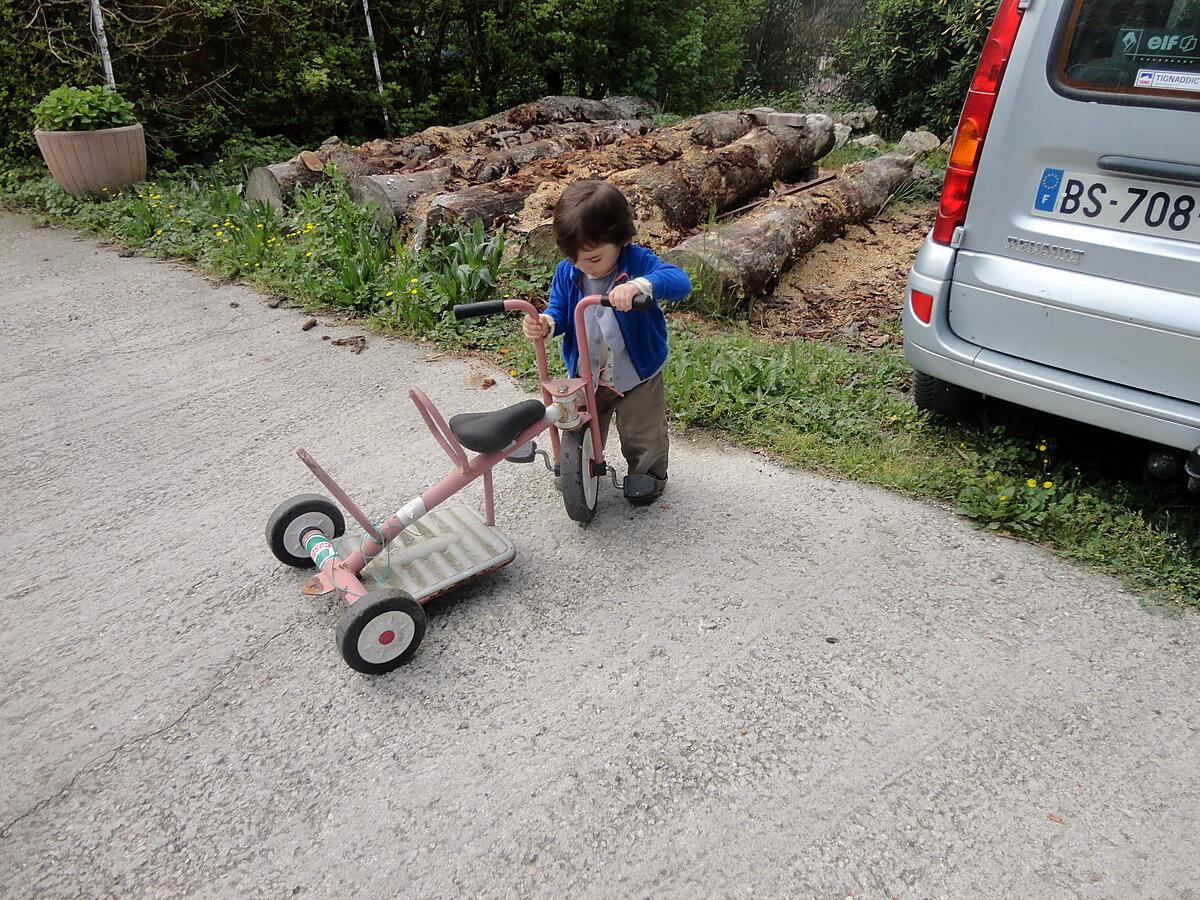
[903,0,1200,489]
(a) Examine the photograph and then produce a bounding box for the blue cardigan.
[544,243,692,381]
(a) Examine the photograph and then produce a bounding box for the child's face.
[573,243,621,280]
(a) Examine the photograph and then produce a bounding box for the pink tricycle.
[265,293,658,674]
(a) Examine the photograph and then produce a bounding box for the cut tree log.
[247,95,653,209]
[665,153,916,315]
[349,168,452,228]
[413,110,761,242]
[610,117,835,242]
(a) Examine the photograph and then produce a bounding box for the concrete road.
[2,212,1198,899]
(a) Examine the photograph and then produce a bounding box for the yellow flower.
[385,291,395,297]
[215,230,223,237]
[256,223,263,229]
[410,288,418,294]
[998,495,1008,502]
[305,251,313,257]
[1027,479,1037,488]
[1044,481,1054,490]
[409,277,418,283]
[509,369,519,377]
[1038,443,1047,452]
[254,263,260,267]
[154,229,162,235]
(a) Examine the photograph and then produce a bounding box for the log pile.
[665,152,918,315]
[247,95,654,210]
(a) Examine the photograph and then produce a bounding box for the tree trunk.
[349,168,451,228]
[247,95,655,209]
[413,110,760,242]
[612,117,835,244]
[665,153,916,315]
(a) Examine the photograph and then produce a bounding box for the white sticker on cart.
[393,497,426,527]
[1136,68,1200,92]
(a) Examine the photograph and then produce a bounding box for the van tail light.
[933,0,1025,246]
[911,290,934,324]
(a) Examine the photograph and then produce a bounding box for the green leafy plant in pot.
[33,85,146,196]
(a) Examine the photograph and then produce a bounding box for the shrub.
[836,0,998,135]
[33,85,137,133]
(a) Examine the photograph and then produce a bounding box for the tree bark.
[521,117,833,257]
[349,168,451,228]
[413,110,760,241]
[247,95,655,209]
[612,117,835,243]
[665,153,916,315]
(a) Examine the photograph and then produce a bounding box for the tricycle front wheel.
[560,428,599,524]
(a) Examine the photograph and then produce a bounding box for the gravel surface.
[2,212,1198,899]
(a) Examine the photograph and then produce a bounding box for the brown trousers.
[592,372,669,489]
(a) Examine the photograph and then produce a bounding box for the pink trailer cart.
[265,294,658,674]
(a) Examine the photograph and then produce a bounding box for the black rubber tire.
[560,428,599,524]
[913,370,975,420]
[265,494,346,568]
[336,590,427,675]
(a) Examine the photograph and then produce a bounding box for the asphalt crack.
[0,618,306,839]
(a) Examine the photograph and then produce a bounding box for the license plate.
[1031,167,1200,244]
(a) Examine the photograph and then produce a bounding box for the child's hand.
[608,282,643,312]
[523,313,553,341]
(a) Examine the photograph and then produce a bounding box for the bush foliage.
[3,0,762,161]
[837,0,999,134]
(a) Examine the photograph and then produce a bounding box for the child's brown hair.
[553,180,636,259]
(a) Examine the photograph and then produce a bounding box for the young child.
[522,180,691,503]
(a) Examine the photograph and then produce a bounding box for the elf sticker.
[1121,28,1200,61]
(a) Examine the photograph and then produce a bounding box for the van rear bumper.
[903,237,1200,452]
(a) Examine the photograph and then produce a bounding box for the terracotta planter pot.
[34,123,147,196]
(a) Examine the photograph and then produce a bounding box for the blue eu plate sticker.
[1035,168,1065,212]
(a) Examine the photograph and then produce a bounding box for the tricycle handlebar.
[452,293,654,321]
[453,299,508,320]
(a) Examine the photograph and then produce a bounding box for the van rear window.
[1058,0,1200,99]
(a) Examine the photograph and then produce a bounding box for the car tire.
[913,371,975,420]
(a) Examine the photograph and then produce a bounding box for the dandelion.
[154,229,162,235]
[1044,481,1054,490]
[216,230,223,237]
[410,288,418,295]
[1027,479,1037,488]
[509,369,519,377]
[256,223,263,229]
[306,251,313,257]
[385,291,395,297]
[1038,443,1047,452]
[998,495,1009,502]
[409,277,418,283]
[255,263,260,267]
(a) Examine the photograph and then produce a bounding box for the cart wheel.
[336,590,426,674]
[561,428,599,524]
[265,494,346,568]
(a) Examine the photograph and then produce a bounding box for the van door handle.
[1098,155,1200,186]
